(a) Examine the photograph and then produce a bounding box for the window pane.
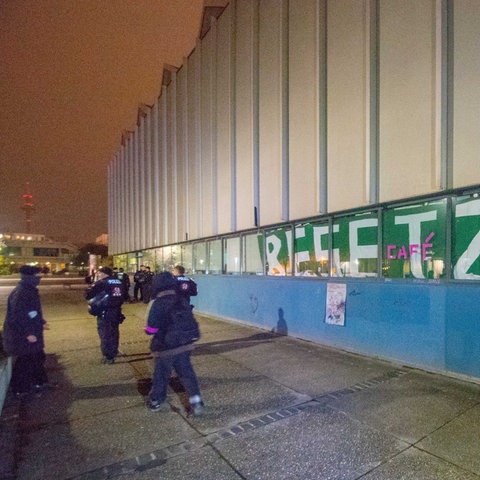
[383,200,446,279]
[156,247,168,272]
[141,249,156,271]
[149,248,162,271]
[333,212,378,277]
[193,242,207,274]
[225,237,241,274]
[158,247,170,271]
[452,193,480,280]
[265,227,292,276]
[127,254,137,273]
[33,247,59,257]
[294,223,329,277]
[114,254,127,271]
[208,239,222,274]
[170,245,181,271]
[5,246,21,256]
[181,244,193,273]
[243,233,264,274]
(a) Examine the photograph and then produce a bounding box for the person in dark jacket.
[117,268,131,302]
[85,267,124,364]
[133,265,146,302]
[145,272,203,414]
[142,266,154,303]
[172,265,197,304]
[2,265,49,398]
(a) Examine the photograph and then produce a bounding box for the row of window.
[0,247,74,257]
[115,191,480,282]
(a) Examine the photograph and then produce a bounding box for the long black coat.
[2,277,45,356]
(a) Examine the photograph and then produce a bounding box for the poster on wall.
[325,283,346,326]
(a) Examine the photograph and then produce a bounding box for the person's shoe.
[190,400,204,416]
[105,358,115,364]
[148,400,169,413]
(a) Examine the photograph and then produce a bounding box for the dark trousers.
[133,283,142,301]
[142,283,152,304]
[11,351,48,394]
[150,351,200,403]
[97,308,121,360]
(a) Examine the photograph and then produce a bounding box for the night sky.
[0,1,205,245]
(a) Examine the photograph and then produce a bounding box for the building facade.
[0,232,78,274]
[108,1,480,381]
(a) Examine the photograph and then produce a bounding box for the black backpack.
[88,292,110,316]
[164,300,200,348]
[87,279,124,316]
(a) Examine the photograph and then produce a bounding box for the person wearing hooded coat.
[145,272,203,414]
[2,265,49,397]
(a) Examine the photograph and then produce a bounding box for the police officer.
[85,267,124,364]
[142,266,154,303]
[133,265,146,302]
[117,267,131,302]
[172,265,198,304]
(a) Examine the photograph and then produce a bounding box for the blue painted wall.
[192,275,479,381]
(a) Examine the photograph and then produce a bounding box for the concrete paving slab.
[205,333,398,398]
[325,369,480,444]
[113,446,243,480]
[416,403,480,476]
[215,402,408,480]
[362,447,480,480]
[15,403,201,480]
[171,351,311,434]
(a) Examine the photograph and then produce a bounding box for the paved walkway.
[1,285,480,479]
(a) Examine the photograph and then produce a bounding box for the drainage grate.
[314,368,408,403]
[69,368,408,479]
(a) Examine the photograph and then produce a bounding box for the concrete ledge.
[0,357,12,415]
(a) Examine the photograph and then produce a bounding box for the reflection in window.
[112,191,478,282]
[33,248,59,257]
[193,242,207,274]
[157,247,170,272]
[5,246,21,256]
[181,244,193,273]
[294,223,329,277]
[224,237,241,274]
[170,245,181,271]
[127,254,137,274]
[243,233,264,274]
[333,212,378,277]
[266,228,292,276]
[382,200,446,279]
[208,239,222,274]
[115,254,128,271]
[141,249,156,271]
[151,248,163,272]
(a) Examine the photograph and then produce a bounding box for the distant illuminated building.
[95,233,108,246]
[0,232,78,273]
